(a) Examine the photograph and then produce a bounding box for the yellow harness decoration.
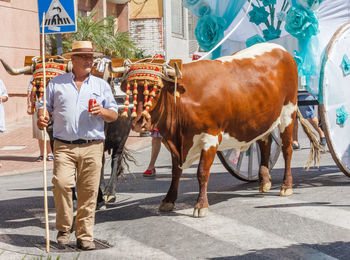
[31,58,68,113]
[121,63,164,119]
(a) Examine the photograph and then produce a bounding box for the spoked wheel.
[319,22,350,177]
[217,129,282,182]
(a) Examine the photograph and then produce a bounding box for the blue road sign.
[37,0,77,34]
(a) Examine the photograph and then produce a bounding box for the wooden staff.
[42,12,50,253]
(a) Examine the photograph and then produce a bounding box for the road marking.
[246,196,350,230]
[169,208,336,258]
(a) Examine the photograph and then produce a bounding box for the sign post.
[41,12,50,253]
[37,0,77,34]
[37,0,76,252]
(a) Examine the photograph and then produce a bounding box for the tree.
[47,10,144,59]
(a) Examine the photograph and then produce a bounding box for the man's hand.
[90,103,118,123]
[27,105,33,115]
[26,90,33,115]
[37,109,50,130]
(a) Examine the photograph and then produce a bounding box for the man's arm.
[0,80,8,103]
[26,90,33,115]
[90,103,118,123]
[37,108,50,129]
[0,96,8,103]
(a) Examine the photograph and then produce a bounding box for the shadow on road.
[0,155,37,162]
[0,164,348,250]
[209,241,350,260]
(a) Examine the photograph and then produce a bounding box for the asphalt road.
[1,126,350,259]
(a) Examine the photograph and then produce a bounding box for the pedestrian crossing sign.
[37,0,77,34]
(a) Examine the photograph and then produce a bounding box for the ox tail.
[117,147,137,178]
[296,108,326,170]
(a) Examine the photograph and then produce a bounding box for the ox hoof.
[280,188,293,196]
[103,195,116,203]
[259,182,271,193]
[193,207,209,218]
[159,202,175,212]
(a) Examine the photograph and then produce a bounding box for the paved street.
[1,125,350,259]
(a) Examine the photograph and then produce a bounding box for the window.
[171,0,185,38]
[188,11,198,41]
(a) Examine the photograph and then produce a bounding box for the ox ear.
[166,81,186,96]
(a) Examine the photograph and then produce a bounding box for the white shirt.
[0,79,8,132]
[40,72,118,140]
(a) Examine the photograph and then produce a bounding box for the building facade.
[0,0,39,126]
[0,0,196,124]
[0,0,127,124]
[129,0,197,61]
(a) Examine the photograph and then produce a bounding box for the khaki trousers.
[52,139,104,241]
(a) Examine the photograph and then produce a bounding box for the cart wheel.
[217,129,281,182]
[319,22,350,177]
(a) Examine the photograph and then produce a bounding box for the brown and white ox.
[117,43,320,218]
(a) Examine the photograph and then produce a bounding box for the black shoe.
[320,137,326,147]
[77,239,95,250]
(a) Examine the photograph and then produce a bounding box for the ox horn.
[165,62,182,78]
[0,58,33,75]
[67,60,73,72]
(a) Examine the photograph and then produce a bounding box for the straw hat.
[63,41,102,58]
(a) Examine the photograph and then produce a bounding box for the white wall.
[163,1,192,63]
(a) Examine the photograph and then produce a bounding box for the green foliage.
[46,10,145,59]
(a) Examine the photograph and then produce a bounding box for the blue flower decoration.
[248,5,269,26]
[196,2,211,17]
[277,11,287,22]
[298,0,322,10]
[285,7,319,39]
[261,0,276,6]
[182,0,200,7]
[293,51,303,72]
[263,26,281,41]
[182,0,211,17]
[341,54,350,76]
[246,34,265,47]
[336,105,348,126]
[195,14,226,51]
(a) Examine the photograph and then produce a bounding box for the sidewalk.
[0,118,151,176]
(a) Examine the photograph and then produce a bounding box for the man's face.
[71,54,94,75]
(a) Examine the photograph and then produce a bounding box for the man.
[37,41,118,250]
[292,93,326,150]
[0,79,8,133]
[27,80,54,162]
[0,79,8,168]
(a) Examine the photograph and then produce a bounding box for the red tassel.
[133,81,138,95]
[143,81,149,96]
[131,107,137,118]
[126,82,131,95]
[150,85,157,97]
